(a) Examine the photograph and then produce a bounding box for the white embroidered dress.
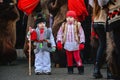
[57,23,85,51]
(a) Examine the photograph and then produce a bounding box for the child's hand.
[29,27,34,33]
[52,47,56,52]
[79,43,85,50]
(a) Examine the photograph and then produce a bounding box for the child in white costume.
[28,16,56,75]
[56,10,85,74]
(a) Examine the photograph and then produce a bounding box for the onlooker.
[106,0,120,79]
[89,0,112,79]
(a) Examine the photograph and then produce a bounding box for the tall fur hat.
[34,13,46,26]
[35,17,46,24]
[66,10,76,19]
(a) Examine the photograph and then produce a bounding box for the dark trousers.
[93,22,106,64]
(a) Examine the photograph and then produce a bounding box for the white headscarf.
[89,0,109,8]
[89,0,94,7]
[98,0,109,7]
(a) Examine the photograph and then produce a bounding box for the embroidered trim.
[61,21,81,43]
[108,7,120,24]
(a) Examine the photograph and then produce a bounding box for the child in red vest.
[56,10,85,74]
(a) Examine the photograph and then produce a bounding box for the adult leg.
[93,24,106,78]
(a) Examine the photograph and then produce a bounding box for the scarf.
[35,27,49,40]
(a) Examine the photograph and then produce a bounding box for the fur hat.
[36,17,46,23]
[35,13,46,25]
[66,10,76,18]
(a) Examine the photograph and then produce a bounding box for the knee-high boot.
[67,66,73,74]
[78,66,84,75]
[93,62,103,78]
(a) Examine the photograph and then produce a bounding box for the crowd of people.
[0,0,119,80]
[28,0,120,80]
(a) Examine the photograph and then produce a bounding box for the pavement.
[0,49,113,80]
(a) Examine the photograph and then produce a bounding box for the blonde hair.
[93,0,101,19]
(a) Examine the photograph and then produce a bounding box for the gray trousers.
[34,50,51,73]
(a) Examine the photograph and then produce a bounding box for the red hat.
[66,10,76,18]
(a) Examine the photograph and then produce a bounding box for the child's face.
[37,22,45,29]
[66,16,75,24]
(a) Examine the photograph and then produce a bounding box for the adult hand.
[29,27,34,33]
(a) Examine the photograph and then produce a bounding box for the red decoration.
[91,31,98,39]
[91,31,96,37]
[31,31,37,41]
[17,0,40,15]
[40,29,44,34]
[57,41,62,50]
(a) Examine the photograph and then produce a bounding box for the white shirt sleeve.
[79,26,85,43]
[50,33,56,47]
[56,26,63,42]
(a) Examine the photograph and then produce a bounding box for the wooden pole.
[28,33,32,75]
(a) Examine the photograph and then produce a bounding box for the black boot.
[107,67,114,79]
[67,66,73,74]
[93,62,103,79]
[78,66,84,75]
